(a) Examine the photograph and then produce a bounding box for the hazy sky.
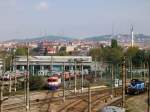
[0,0,150,40]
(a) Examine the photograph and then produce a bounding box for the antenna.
[111,24,114,39]
[131,25,134,47]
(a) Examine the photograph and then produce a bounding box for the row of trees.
[89,39,150,67]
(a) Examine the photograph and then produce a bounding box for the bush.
[29,76,47,91]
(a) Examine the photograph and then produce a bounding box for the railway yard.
[2,86,124,112]
[1,76,148,112]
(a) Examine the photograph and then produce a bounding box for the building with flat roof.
[14,56,92,76]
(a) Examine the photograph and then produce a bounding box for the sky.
[0,0,150,40]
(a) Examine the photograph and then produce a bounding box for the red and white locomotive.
[47,76,61,90]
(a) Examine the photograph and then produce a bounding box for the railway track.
[3,87,122,112]
[57,87,122,112]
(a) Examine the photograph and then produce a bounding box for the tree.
[111,39,118,48]
[29,76,46,90]
[59,46,66,52]
[125,46,140,67]
[125,46,139,58]
[16,47,27,56]
[102,46,123,64]
[102,40,123,64]
[88,48,102,61]
[57,46,68,56]
[132,50,145,67]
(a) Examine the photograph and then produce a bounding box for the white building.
[14,56,92,76]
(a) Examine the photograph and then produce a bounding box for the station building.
[14,56,92,76]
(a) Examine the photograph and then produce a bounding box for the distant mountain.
[31,35,72,41]
[84,34,150,42]
[84,35,112,41]
[6,35,72,42]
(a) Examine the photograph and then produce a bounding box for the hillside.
[5,35,72,42]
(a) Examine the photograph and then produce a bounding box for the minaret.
[131,25,134,47]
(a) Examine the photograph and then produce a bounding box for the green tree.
[88,48,102,61]
[29,76,46,90]
[125,46,139,58]
[16,47,27,56]
[102,40,123,64]
[125,46,140,67]
[111,39,118,48]
[57,46,68,56]
[102,46,123,64]
[132,50,145,67]
[59,46,66,52]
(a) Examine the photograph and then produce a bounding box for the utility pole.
[122,57,126,108]
[68,60,71,89]
[148,56,150,112]
[14,49,17,92]
[9,56,12,94]
[0,76,3,112]
[94,58,97,82]
[26,43,30,112]
[81,60,84,93]
[51,55,53,76]
[88,84,91,112]
[130,58,133,80]
[0,59,5,112]
[63,62,65,102]
[74,59,77,94]
[111,64,114,98]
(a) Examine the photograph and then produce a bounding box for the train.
[127,79,145,94]
[47,76,61,90]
